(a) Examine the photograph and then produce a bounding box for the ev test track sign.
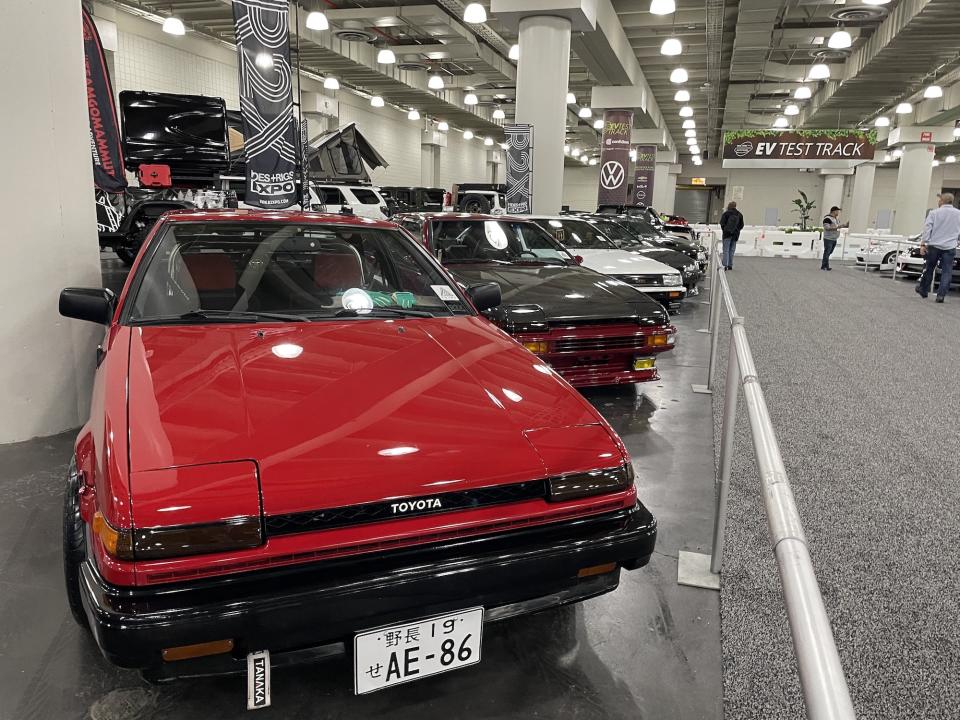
[723,130,877,161]
[597,110,634,206]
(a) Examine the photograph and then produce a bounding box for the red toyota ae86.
[59,210,656,693]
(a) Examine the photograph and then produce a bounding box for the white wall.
[562,165,600,211]
[96,3,491,191]
[1,0,103,442]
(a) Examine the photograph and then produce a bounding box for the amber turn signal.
[522,340,549,354]
[92,511,134,560]
[648,334,670,347]
[577,562,618,578]
[162,639,235,662]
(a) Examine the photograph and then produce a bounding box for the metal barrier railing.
[681,244,857,720]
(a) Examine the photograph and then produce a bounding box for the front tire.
[63,459,89,630]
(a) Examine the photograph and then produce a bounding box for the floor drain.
[89,688,158,720]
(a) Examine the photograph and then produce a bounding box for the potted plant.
[791,190,816,231]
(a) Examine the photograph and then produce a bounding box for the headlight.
[697,251,707,260]
[93,511,263,561]
[547,463,634,502]
[664,274,682,286]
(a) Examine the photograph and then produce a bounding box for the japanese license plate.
[354,607,483,694]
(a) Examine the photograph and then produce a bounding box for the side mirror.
[59,288,115,325]
[466,282,501,312]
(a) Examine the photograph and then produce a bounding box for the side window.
[319,187,346,205]
[402,221,423,238]
[351,188,381,204]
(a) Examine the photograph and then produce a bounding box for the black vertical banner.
[596,110,633,207]
[633,145,656,206]
[504,124,534,214]
[232,0,297,208]
[81,6,126,193]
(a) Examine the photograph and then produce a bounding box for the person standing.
[820,206,848,270]
[719,201,744,270]
[915,193,960,303]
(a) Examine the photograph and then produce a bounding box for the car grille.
[554,335,647,353]
[617,274,663,286]
[265,480,548,536]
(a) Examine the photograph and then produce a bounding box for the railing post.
[710,316,743,574]
[706,257,723,389]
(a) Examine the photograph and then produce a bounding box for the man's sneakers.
[915,285,928,298]
[936,297,945,303]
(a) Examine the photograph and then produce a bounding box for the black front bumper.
[80,504,656,679]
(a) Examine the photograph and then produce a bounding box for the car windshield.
[590,219,653,250]
[125,221,467,324]
[618,216,662,237]
[430,220,571,264]
[536,219,618,250]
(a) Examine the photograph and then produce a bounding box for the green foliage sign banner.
[722,129,877,161]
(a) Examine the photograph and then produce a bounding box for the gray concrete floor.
[0,255,721,720]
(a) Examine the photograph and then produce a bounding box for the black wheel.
[460,194,491,214]
[63,459,89,630]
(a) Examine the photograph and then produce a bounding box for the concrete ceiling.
[105,0,960,165]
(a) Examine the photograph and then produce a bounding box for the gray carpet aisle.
[711,259,960,720]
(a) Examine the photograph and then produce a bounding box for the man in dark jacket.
[719,202,745,270]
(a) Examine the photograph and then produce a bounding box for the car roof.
[394,212,533,222]
[162,209,398,230]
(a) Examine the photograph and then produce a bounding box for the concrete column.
[821,174,846,218]
[514,15,571,214]
[893,143,936,235]
[848,163,877,232]
[1,0,102,442]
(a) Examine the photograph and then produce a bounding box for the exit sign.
[921,131,933,142]
[691,177,706,185]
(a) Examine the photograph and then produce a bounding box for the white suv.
[308,184,389,220]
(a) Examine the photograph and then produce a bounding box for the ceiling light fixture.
[679,106,693,117]
[685,129,696,138]
[571,147,581,157]
[493,107,506,119]
[437,121,449,131]
[674,90,691,102]
[682,119,696,129]
[690,145,701,154]
[407,109,420,120]
[463,3,487,23]
[629,149,637,160]
[509,44,520,60]
[500,142,509,150]
[670,67,688,84]
[883,154,892,162]
[784,103,800,116]
[933,159,941,167]
[428,74,445,90]
[828,28,852,50]
[593,118,604,129]
[649,0,676,15]
[464,92,478,105]
[808,63,830,80]
[377,48,396,64]
[484,137,494,146]
[893,148,903,158]
[580,155,589,164]
[578,107,592,118]
[564,145,570,154]
[947,155,957,163]
[794,86,812,100]
[305,11,329,31]
[874,116,890,127]
[566,92,576,104]
[463,130,474,140]
[924,84,944,99]
[162,16,185,35]
[370,96,384,108]
[895,102,913,114]
[862,0,891,4]
[660,38,682,56]
[323,77,340,90]
[686,137,697,145]
[589,157,598,166]
[773,116,789,128]
[954,128,960,138]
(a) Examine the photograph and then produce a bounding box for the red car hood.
[127,316,608,515]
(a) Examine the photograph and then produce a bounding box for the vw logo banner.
[633,145,656,206]
[232,0,298,209]
[504,124,534,214]
[596,110,634,207]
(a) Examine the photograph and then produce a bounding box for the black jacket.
[720,209,745,240]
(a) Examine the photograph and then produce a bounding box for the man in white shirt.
[916,193,960,303]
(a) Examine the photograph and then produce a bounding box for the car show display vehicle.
[58,210,658,686]
[453,183,507,214]
[603,215,708,272]
[307,183,390,219]
[379,186,446,214]
[395,212,677,387]
[895,244,960,283]
[855,235,920,269]
[526,216,688,311]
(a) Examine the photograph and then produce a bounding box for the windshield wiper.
[133,309,314,325]
[331,307,437,318]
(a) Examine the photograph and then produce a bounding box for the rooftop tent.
[306,123,389,182]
